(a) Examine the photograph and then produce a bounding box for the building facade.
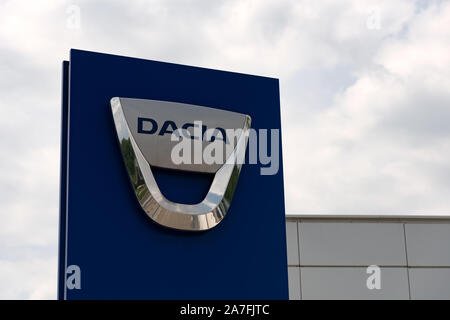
[286,215,450,299]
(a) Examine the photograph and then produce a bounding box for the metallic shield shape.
[111,97,251,231]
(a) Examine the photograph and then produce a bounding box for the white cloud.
[0,0,449,299]
[283,0,450,214]
[0,254,57,299]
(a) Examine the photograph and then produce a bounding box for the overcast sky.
[1,0,449,299]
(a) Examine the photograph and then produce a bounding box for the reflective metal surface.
[119,97,248,173]
[111,97,251,231]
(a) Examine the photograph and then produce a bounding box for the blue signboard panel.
[59,49,288,299]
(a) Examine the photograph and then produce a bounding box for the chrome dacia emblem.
[110,97,251,231]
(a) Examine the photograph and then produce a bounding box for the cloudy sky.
[1,0,450,299]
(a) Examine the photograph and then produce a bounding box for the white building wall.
[286,216,450,300]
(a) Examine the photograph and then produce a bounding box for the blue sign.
[59,49,288,299]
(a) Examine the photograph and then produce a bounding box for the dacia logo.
[111,97,251,232]
[137,117,229,143]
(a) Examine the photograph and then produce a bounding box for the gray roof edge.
[285,214,450,221]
